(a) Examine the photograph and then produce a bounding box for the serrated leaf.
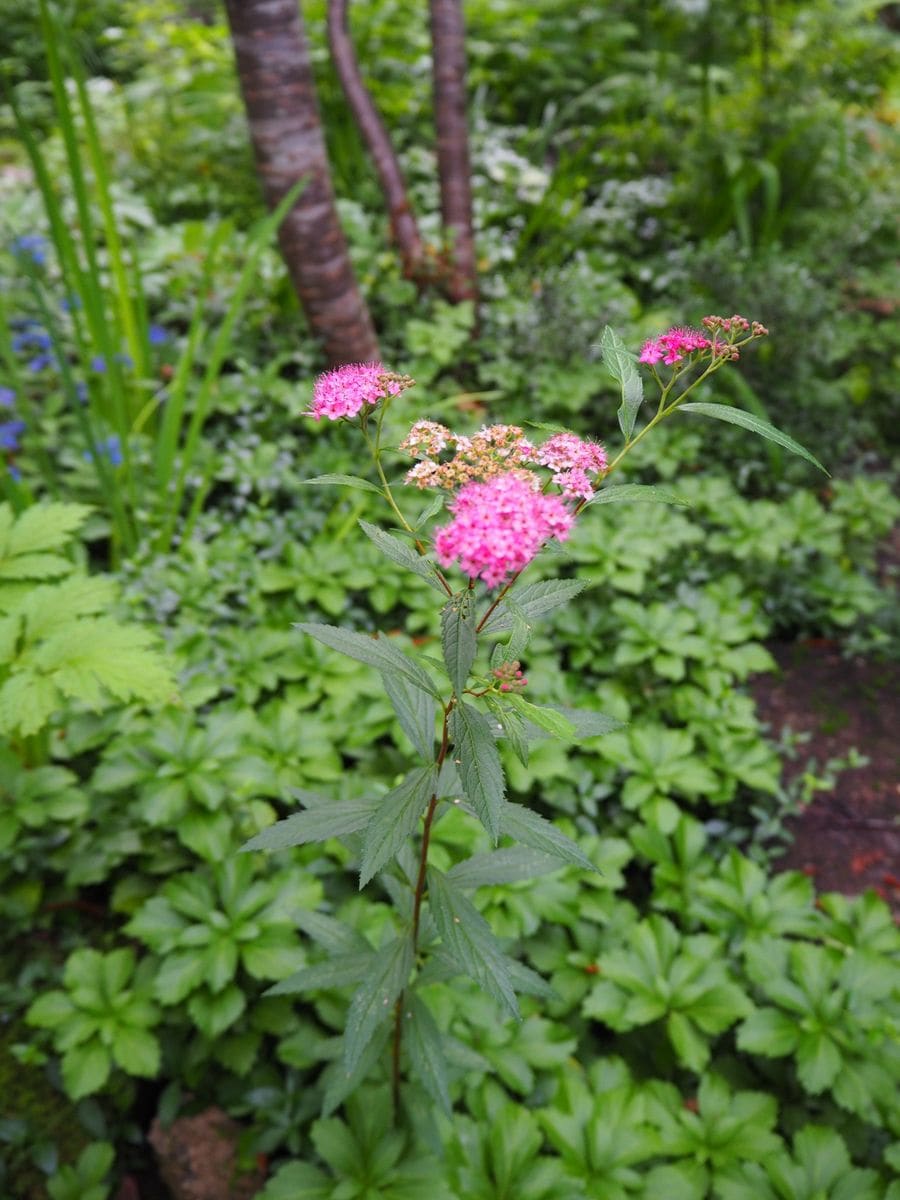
[485,696,530,766]
[586,484,690,507]
[266,954,371,995]
[413,493,446,529]
[427,868,519,1018]
[499,803,598,872]
[447,847,564,888]
[111,1026,160,1077]
[299,473,383,495]
[321,1024,390,1117]
[0,672,58,737]
[359,766,437,888]
[450,702,506,842]
[344,935,413,1073]
[405,995,451,1114]
[61,1040,110,1100]
[441,589,477,696]
[502,694,577,739]
[383,671,437,760]
[600,325,644,440]
[3,501,92,556]
[297,622,442,698]
[506,959,554,999]
[358,520,446,592]
[294,911,372,956]
[680,402,828,474]
[481,579,586,634]
[241,797,380,852]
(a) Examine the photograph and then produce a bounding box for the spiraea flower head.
[492,660,527,693]
[639,327,711,366]
[403,423,536,489]
[310,363,410,421]
[399,420,453,458]
[434,472,574,588]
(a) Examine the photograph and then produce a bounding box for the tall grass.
[7,0,303,561]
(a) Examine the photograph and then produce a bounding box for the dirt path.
[752,642,899,909]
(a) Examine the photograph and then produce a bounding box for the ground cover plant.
[1,1,899,1198]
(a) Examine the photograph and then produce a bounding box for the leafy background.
[0,0,898,1197]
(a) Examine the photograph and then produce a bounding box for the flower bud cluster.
[492,660,527,693]
[639,314,769,369]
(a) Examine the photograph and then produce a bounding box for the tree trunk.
[429,0,477,305]
[327,0,426,283]
[224,0,379,365]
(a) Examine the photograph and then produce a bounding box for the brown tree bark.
[429,0,478,305]
[224,0,379,365]
[327,0,426,282]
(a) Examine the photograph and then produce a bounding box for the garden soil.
[752,641,899,912]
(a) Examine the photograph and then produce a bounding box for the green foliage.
[26,948,160,1099]
[46,1142,114,1200]
[0,502,174,739]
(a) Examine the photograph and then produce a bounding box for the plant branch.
[327,0,426,282]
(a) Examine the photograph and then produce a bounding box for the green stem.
[391,702,453,1106]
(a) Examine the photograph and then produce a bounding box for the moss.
[0,1021,91,1200]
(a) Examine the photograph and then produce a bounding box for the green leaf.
[680,402,829,474]
[26,990,74,1028]
[111,1026,160,1077]
[406,995,451,1114]
[600,325,644,440]
[359,766,438,888]
[796,1032,842,1093]
[427,868,519,1018]
[501,694,577,739]
[383,671,437,761]
[2,502,92,557]
[61,1040,110,1100]
[344,935,413,1073]
[257,1162,332,1200]
[240,797,380,852]
[481,579,586,634]
[358,520,446,592]
[187,983,245,1039]
[154,951,207,1005]
[266,953,371,995]
[296,622,442,698]
[450,702,506,842]
[299,473,383,495]
[447,847,563,888]
[586,483,690,507]
[499,803,598,872]
[441,589,477,696]
[736,1007,799,1057]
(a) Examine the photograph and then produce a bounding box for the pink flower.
[310,362,403,421]
[553,467,595,500]
[434,473,574,588]
[535,432,608,474]
[639,327,711,367]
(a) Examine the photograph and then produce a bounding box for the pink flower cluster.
[434,473,574,588]
[535,432,608,500]
[310,362,405,421]
[638,327,711,366]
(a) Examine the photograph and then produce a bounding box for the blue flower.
[84,434,122,467]
[60,294,82,312]
[0,387,15,408]
[28,354,53,373]
[0,420,26,451]
[12,328,52,351]
[8,466,21,482]
[90,355,107,373]
[75,381,88,403]
[11,235,47,266]
[148,324,168,345]
[113,352,133,369]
